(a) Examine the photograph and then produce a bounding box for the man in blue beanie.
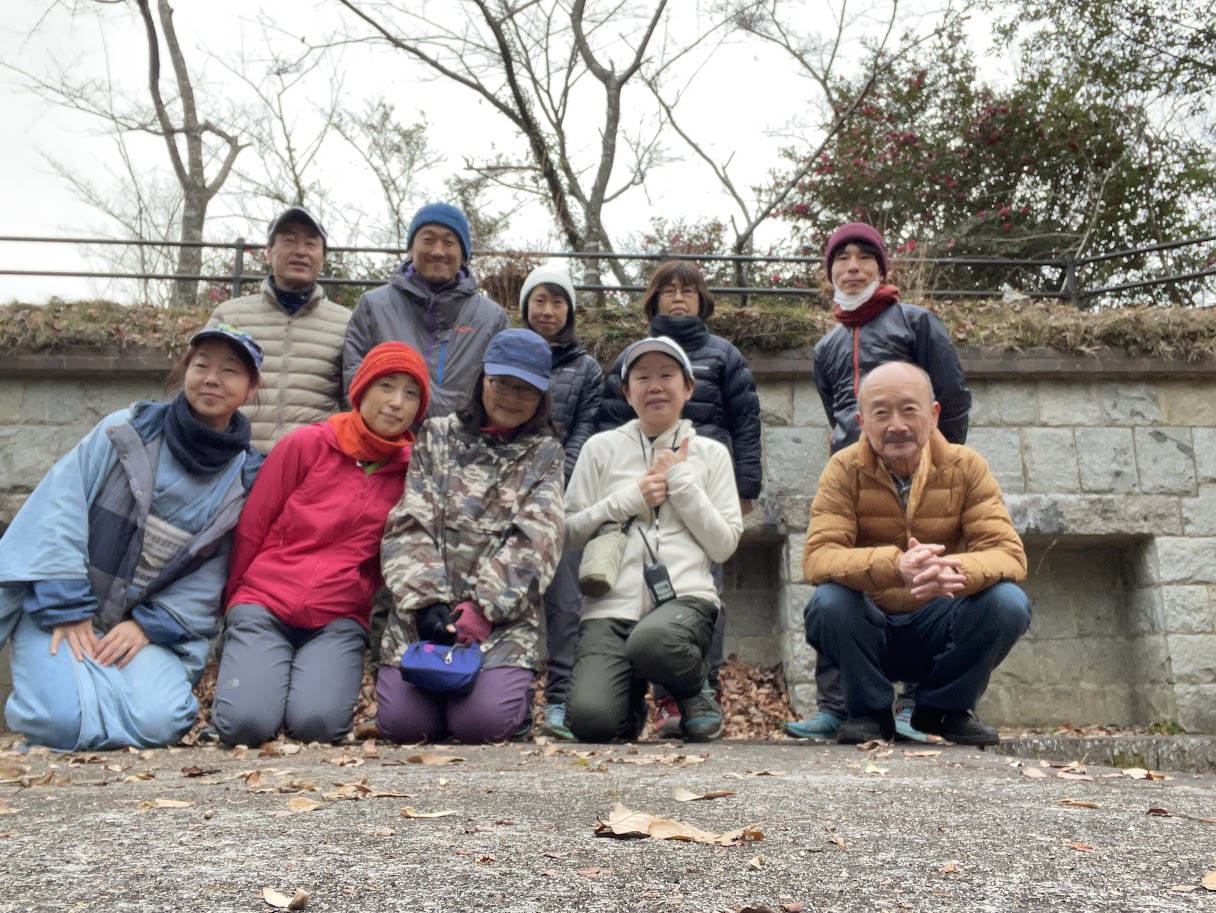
[342,202,509,418]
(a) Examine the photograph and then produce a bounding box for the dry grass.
[3,295,1215,362]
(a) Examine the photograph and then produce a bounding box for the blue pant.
[803,582,1031,716]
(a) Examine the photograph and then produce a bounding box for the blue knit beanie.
[407,203,472,261]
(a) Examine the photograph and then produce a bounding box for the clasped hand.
[50,618,150,668]
[636,439,690,508]
[898,536,966,601]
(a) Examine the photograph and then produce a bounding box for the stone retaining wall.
[2,349,1214,732]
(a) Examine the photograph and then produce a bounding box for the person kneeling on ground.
[211,342,430,747]
[800,361,1030,747]
[564,337,743,743]
[0,326,264,750]
[375,329,566,743]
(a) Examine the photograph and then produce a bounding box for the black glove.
[416,604,456,644]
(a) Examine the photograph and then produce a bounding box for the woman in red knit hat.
[211,342,430,746]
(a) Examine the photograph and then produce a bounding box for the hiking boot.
[785,711,844,741]
[894,705,931,743]
[910,708,999,747]
[538,703,575,741]
[677,686,724,743]
[651,695,683,739]
[836,710,895,744]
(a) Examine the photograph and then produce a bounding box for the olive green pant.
[565,596,718,743]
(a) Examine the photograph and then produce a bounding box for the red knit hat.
[825,222,889,278]
[348,342,431,417]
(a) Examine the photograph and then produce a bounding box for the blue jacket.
[0,402,262,682]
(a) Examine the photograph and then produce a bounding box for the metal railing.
[2,233,1213,306]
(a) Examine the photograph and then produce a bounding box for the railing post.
[231,238,246,300]
[1062,253,1081,307]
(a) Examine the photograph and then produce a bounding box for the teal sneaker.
[894,705,931,743]
[677,686,723,742]
[538,703,575,741]
[785,711,844,740]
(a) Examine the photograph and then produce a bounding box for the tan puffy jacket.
[802,430,1026,613]
[207,279,350,452]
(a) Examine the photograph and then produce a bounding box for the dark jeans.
[803,582,1031,716]
[542,548,582,704]
[654,562,726,700]
[375,664,534,744]
[212,604,369,747]
[566,596,718,743]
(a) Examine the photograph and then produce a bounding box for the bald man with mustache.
[798,361,1030,746]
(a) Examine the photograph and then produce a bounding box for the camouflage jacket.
[379,415,566,671]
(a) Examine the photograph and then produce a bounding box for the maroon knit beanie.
[825,222,889,278]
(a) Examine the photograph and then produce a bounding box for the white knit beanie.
[519,259,577,318]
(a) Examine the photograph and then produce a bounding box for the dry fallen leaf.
[747,854,766,870]
[1022,768,1049,778]
[1124,768,1172,781]
[400,807,458,819]
[1203,871,1216,892]
[902,749,942,758]
[138,798,194,810]
[781,903,806,913]
[181,766,220,778]
[863,763,888,776]
[0,766,30,785]
[1058,799,1101,809]
[1146,806,1216,824]
[405,752,465,766]
[262,886,310,910]
[0,802,18,816]
[123,772,155,782]
[940,863,961,874]
[594,803,763,846]
[1067,842,1094,852]
[1171,885,1200,893]
[575,868,612,877]
[672,787,737,802]
[285,797,325,814]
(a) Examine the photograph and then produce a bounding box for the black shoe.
[836,710,895,744]
[910,708,999,746]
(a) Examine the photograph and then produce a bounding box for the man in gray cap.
[206,206,350,452]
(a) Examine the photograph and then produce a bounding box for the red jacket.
[225,422,409,629]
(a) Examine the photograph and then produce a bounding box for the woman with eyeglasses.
[0,326,264,750]
[597,259,762,736]
[376,329,566,743]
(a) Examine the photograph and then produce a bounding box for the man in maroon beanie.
[787,221,972,743]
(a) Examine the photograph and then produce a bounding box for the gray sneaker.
[677,686,724,742]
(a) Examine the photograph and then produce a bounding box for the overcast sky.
[1,0,995,303]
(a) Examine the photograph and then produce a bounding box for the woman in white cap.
[563,336,743,742]
[518,260,604,740]
[376,328,566,743]
[0,325,264,750]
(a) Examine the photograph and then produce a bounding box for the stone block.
[781,533,807,584]
[1024,600,1079,640]
[0,426,90,492]
[0,381,23,424]
[1006,494,1181,538]
[1194,429,1216,483]
[791,380,831,428]
[1174,685,1216,733]
[724,593,776,639]
[1135,427,1196,495]
[964,427,1024,494]
[1182,484,1216,536]
[1125,587,1164,636]
[732,544,781,593]
[777,583,815,632]
[1134,683,1178,725]
[1155,537,1216,585]
[729,636,780,668]
[1022,428,1081,493]
[85,379,163,422]
[757,382,793,427]
[1098,382,1162,426]
[790,683,817,716]
[21,381,88,425]
[1167,634,1216,684]
[763,428,829,498]
[1130,633,1172,683]
[1159,381,1216,427]
[1078,638,1135,685]
[1071,594,1122,638]
[991,639,1039,684]
[1157,585,1216,637]
[969,380,1038,427]
[1036,382,1104,426]
[1075,428,1137,494]
[0,494,30,526]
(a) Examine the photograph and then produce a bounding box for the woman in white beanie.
[519,260,604,740]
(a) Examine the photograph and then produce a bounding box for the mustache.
[884,432,917,443]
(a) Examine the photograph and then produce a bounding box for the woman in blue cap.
[0,325,264,750]
[376,328,566,743]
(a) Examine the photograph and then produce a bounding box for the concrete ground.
[0,736,1214,913]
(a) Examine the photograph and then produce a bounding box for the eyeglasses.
[487,376,542,402]
[658,284,698,300]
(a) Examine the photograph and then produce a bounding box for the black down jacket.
[813,301,971,453]
[598,315,763,499]
[549,342,604,484]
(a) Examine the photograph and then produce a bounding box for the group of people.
[0,203,1031,752]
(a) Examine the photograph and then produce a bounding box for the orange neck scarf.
[327,411,413,464]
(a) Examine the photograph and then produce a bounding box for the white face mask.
[833,279,880,311]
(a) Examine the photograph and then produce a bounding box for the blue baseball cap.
[189,324,264,379]
[483,328,552,392]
